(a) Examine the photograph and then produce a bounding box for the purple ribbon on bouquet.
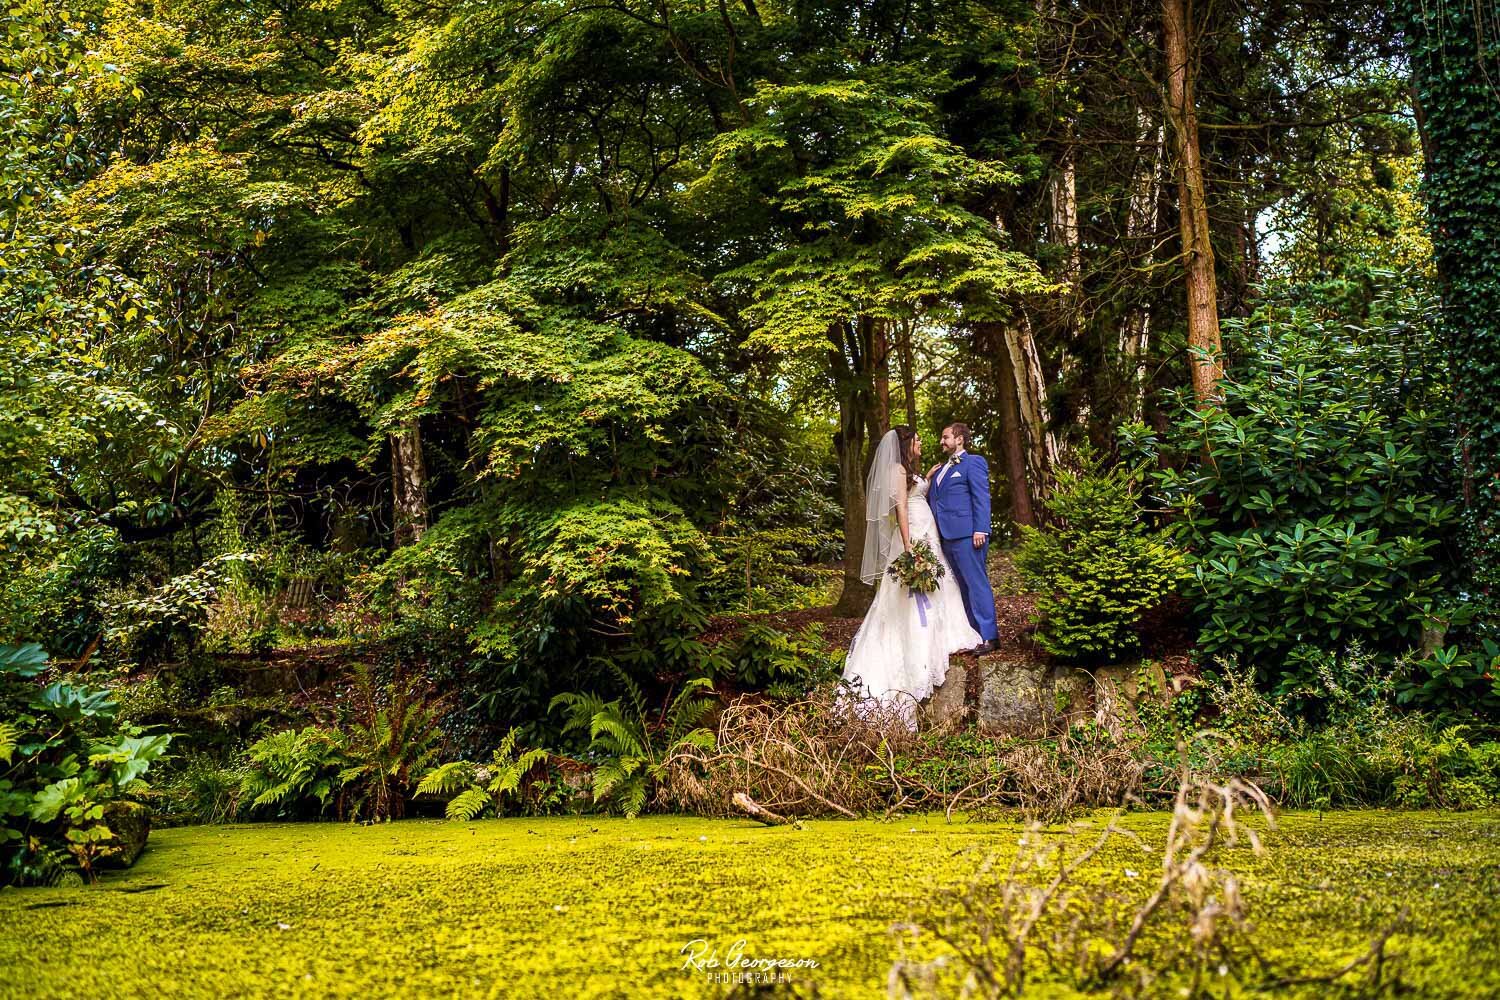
[910,588,931,627]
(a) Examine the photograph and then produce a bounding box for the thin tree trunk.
[1122,109,1165,423]
[390,421,429,547]
[1003,314,1059,509]
[982,322,1039,529]
[476,164,511,256]
[829,318,884,617]
[1240,200,1260,306]
[1051,144,1082,286]
[1050,141,1089,430]
[896,318,918,428]
[1163,0,1223,406]
[869,317,891,434]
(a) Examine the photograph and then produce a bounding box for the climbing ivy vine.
[1395,0,1500,610]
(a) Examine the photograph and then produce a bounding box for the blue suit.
[929,451,998,643]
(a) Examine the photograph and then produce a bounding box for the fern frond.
[605,660,649,729]
[550,691,612,734]
[666,677,716,738]
[674,728,717,753]
[592,760,627,800]
[446,786,491,822]
[335,764,366,785]
[620,778,647,819]
[416,761,475,796]
[251,782,293,808]
[489,748,549,796]
[590,713,645,755]
[515,747,550,773]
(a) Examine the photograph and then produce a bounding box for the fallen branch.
[733,792,793,826]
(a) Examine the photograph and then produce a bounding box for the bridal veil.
[859,429,911,584]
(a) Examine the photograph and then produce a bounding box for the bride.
[838,426,981,730]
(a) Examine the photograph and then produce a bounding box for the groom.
[928,423,999,654]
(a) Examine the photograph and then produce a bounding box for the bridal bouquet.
[887,538,945,594]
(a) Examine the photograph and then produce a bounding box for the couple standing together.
[839,423,999,730]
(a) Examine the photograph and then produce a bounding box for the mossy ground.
[2,809,1497,998]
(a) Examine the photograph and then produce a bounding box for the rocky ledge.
[919,654,1191,737]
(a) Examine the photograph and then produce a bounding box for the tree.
[1395,0,1500,610]
[1162,0,1223,406]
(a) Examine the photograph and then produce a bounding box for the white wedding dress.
[839,471,981,731]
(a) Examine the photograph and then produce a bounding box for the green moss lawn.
[3,810,1498,998]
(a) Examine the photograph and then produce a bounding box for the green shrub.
[100,553,261,665]
[171,756,245,825]
[1398,639,1500,717]
[1014,455,1186,662]
[1382,724,1500,810]
[0,643,172,884]
[1124,280,1467,708]
[335,664,450,822]
[724,623,845,698]
[1199,649,1500,809]
[240,665,450,822]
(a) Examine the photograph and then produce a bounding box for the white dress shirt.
[936,447,966,489]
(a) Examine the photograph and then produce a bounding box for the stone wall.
[919,654,1185,737]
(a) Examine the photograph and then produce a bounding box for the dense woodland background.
[2,0,1499,869]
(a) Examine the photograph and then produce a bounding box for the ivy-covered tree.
[1395,0,1500,615]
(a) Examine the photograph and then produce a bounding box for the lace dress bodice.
[905,474,936,534]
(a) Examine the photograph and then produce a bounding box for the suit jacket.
[929,451,992,541]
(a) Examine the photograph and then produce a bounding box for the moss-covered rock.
[99,801,151,869]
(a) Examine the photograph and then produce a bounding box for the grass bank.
[3,810,1497,998]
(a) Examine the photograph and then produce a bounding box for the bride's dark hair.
[892,424,920,484]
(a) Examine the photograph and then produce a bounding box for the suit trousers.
[941,535,998,642]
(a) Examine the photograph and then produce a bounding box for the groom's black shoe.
[968,639,998,655]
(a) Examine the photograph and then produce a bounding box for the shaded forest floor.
[4,810,1497,998]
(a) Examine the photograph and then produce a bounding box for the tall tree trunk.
[1002,313,1059,515]
[870,317,891,434]
[390,421,429,547]
[1163,0,1223,406]
[980,321,1039,529]
[1050,141,1089,431]
[1050,144,1082,286]
[829,317,887,617]
[896,318,918,428]
[1122,109,1165,423]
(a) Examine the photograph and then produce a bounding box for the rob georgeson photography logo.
[680,937,821,985]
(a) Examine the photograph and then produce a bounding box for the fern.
[620,779,648,820]
[549,691,613,736]
[0,721,17,765]
[445,786,491,822]
[241,728,349,816]
[675,728,717,753]
[664,676,716,739]
[416,761,475,797]
[549,664,719,818]
[491,746,549,797]
[338,663,450,821]
[418,728,552,821]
